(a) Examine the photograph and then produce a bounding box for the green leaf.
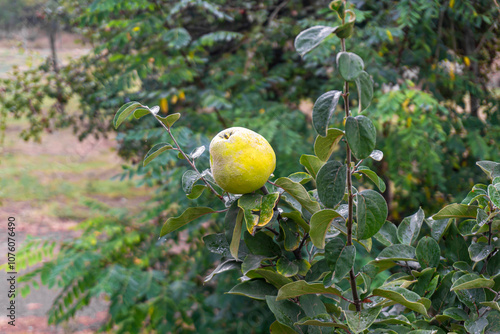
[259,192,280,227]
[345,115,376,160]
[248,269,292,288]
[433,204,479,219]
[356,189,388,239]
[266,296,304,332]
[372,286,429,316]
[270,321,298,333]
[344,306,382,334]
[481,301,500,312]
[325,237,345,269]
[113,101,146,128]
[355,166,386,192]
[316,161,347,208]
[156,112,181,128]
[397,208,425,245]
[204,259,241,283]
[354,71,374,112]
[416,237,440,268]
[428,217,452,241]
[314,128,344,161]
[305,259,329,282]
[203,233,231,258]
[275,177,321,214]
[333,245,355,283]
[163,27,191,49]
[312,91,342,137]
[281,211,310,233]
[451,273,495,291]
[244,231,281,257]
[469,242,494,262]
[276,281,341,301]
[238,194,262,235]
[487,250,500,276]
[161,207,217,236]
[477,161,500,179]
[376,244,416,261]
[276,257,299,277]
[477,208,489,226]
[310,209,342,249]
[230,209,244,260]
[294,314,348,329]
[228,279,277,300]
[465,318,488,334]
[241,254,273,275]
[373,221,398,246]
[443,307,468,321]
[337,52,364,81]
[187,185,206,199]
[335,10,356,38]
[288,172,313,185]
[299,155,325,179]
[282,220,301,251]
[182,170,201,194]
[295,26,337,57]
[188,145,205,160]
[374,315,411,326]
[133,107,151,119]
[488,183,500,208]
[143,143,174,166]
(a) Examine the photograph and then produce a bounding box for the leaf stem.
[341,0,361,312]
[153,113,224,201]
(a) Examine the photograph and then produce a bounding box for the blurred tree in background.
[1,0,499,332]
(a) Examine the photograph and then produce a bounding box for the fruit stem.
[340,0,361,312]
[154,115,224,201]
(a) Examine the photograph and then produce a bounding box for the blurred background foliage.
[1,0,499,332]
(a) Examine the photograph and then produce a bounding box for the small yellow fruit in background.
[209,127,276,194]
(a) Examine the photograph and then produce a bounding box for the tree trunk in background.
[49,20,59,73]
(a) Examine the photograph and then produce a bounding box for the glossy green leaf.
[355,166,386,192]
[299,155,325,179]
[416,237,440,268]
[294,314,348,329]
[481,301,500,312]
[335,10,356,38]
[276,280,341,301]
[337,52,364,81]
[345,115,376,160]
[295,26,337,57]
[244,231,280,257]
[477,208,489,226]
[355,71,373,112]
[428,217,452,241]
[333,245,355,283]
[143,143,174,166]
[113,101,146,128]
[276,257,299,277]
[487,250,500,276]
[325,237,345,269]
[203,233,231,258]
[451,273,495,291]
[270,321,298,334]
[374,315,411,326]
[477,160,500,179]
[316,161,347,208]
[433,204,479,219]
[310,209,342,249]
[373,221,398,246]
[376,244,416,261]
[248,269,293,288]
[156,112,181,128]
[344,306,382,334]
[314,128,344,161]
[397,208,425,245]
[133,107,151,119]
[312,90,342,137]
[469,242,494,262]
[282,220,301,251]
[186,185,206,199]
[288,172,313,185]
[266,296,303,332]
[465,318,488,334]
[275,177,321,214]
[160,207,217,236]
[443,307,468,321]
[281,211,310,233]
[228,279,277,300]
[372,286,429,316]
[305,259,329,282]
[356,189,388,240]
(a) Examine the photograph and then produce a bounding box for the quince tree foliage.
[114,1,500,333]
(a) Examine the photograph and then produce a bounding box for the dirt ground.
[0,30,149,334]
